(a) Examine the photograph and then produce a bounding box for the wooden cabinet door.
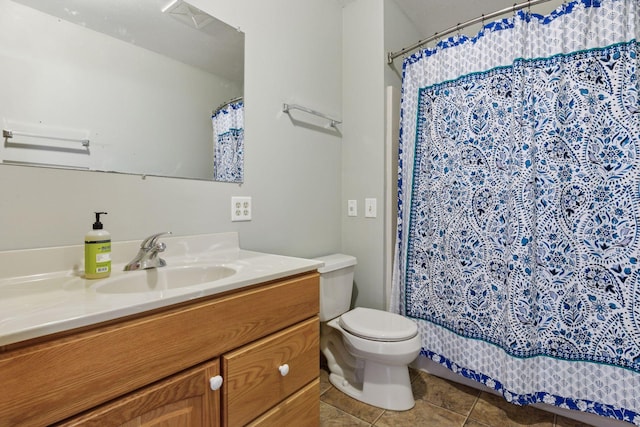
[57,360,221,427]
[222,317,319,427]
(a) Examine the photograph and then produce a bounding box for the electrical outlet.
[365,198,377,218]
[347,200,357,217]
[231,196,252,221]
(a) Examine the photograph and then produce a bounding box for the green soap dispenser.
[85,212,111,279]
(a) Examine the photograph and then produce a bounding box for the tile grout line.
[370,409,386,426]
[462,394,481,426]
[321,398,370,425]
[319,383,375,426]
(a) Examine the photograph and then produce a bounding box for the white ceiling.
[14,0,560,81]
[12,0,244,84]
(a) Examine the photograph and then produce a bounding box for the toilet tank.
[314,254,357,322]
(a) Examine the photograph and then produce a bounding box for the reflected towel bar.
[282,103,341,128]
[3,129,90,147]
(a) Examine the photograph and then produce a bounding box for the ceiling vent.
[161,0,214,30]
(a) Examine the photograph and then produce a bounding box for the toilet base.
[328,360,415,411]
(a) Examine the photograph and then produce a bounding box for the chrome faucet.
[124,232,172,271]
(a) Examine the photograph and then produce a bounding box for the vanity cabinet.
[0,272,320,427]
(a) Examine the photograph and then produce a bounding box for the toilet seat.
[339,307,418,342]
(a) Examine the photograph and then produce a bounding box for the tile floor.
[319,365,596,427]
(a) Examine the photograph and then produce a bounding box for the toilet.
[315,254,421,411]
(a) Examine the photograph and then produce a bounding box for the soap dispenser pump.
[85,212,111,279]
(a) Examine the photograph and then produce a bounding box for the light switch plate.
[347,200,357,217]
[365,198,377,218]
[231,196,252,221]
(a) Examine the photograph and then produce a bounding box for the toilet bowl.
[315,254,421,411]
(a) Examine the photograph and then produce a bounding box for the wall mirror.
[0,0,245,182]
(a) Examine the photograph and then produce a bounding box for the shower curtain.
[212,98,244,182]
[392,0,640,423]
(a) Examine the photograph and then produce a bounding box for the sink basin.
[94,265,236,294]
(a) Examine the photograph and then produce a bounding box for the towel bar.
[3,129,90,147]
[282,103,341,128]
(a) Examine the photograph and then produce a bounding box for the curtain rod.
[212,96,243,116]
[387,0,553,65]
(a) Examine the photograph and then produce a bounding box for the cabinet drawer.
[247,379,319,427]
[223,317,319,427]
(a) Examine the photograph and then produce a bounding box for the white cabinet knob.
[278,364,290,377]
[209,375,223,391]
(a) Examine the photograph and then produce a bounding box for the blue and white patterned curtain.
[212,98,244,182]
[393,0,640,423]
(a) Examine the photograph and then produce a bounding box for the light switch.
[365,198,377,218]
[347,200,357,217]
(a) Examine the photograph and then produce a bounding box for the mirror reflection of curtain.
[212,98,244,182]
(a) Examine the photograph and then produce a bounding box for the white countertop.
[0,233,322,347]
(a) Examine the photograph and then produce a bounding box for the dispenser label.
[96,253,111,263]
[85,241,111,277]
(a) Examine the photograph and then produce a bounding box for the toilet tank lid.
[314,253,357,273]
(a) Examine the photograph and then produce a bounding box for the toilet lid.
[339,307,418,342]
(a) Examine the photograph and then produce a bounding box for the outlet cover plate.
[231,196,252,221]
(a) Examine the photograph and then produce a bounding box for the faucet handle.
[141,232,172,249]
